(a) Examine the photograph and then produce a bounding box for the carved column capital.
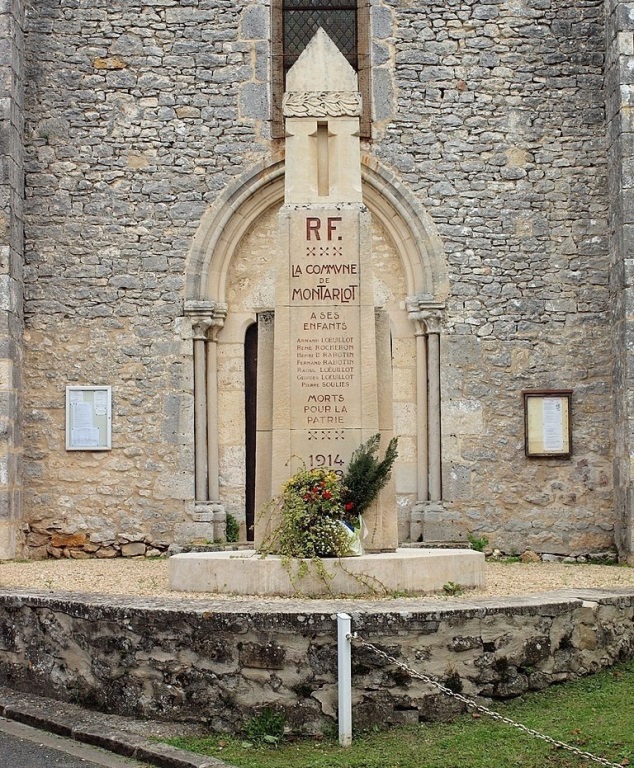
[207,305,228,341]
[184,300,228,341]
[422,311,442,334]
[408,309,443,335]
[408,313,426,336]
[407,296,445,335]
[191,318,213,340]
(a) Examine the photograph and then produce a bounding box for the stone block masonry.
[0,0,24,559]
[11,0,621,559]
[607,0,634,560]
[21,0,273,555]
[378,0,614,555]
[0,589,631,733]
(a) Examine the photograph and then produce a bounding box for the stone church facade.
[0,0,631,561]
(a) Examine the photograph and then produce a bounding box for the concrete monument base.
[168,548,485,597]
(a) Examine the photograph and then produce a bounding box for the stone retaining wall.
[0,588,632,734]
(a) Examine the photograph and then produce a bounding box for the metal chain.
[350,633,625,768]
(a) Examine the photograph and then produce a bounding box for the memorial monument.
[256,28,397,554]
[169,30,484,595]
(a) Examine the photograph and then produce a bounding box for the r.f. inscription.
[306,216,342,241]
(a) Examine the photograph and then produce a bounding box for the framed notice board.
[66,386,112,451]
[523,390,572,458]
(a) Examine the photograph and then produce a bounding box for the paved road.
[0,716,150,767]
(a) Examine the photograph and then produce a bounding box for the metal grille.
[283,0,357,73]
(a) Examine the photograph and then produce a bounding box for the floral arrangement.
[276,466,352,558]
[262,434,398,559]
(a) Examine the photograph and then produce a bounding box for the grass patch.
[164,659,634,767]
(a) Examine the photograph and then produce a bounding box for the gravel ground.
[0,557,633,601]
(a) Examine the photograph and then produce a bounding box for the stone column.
[205,310,226,502]
[184,301,227,541]
[411,316,429,503]
[192,317,212,501]
[408,307,443,503]
[408,304,444,541]
[426,314,442,501]
[254,311,274,548]
[0,0,24,559]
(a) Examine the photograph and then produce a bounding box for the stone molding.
[187,159,449,304]
[184,300,228,340]
[407,302,444,335]
[282,91,362,118]
[192,501,227,541]
[192,501,225,523]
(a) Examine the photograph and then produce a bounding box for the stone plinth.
[168,548,485,597]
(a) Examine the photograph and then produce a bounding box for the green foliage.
[443,668,463,694]
[243,707,286,745]
[259,436,397,560]
[442,581,464,596]
[274,467,351,558]
[467,533,489,553]
[341,434,398,521]
[165,658,634,767]
[226,513,240,543]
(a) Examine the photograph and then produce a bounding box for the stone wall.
[380,0,613,554]
[17,0,617,558]
[607,0,634,560]
[0,589,631,733]
[21,0,271,555]
[0,0,24,559]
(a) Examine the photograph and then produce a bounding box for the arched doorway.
[185,159,448,542]
[244,322,258,541]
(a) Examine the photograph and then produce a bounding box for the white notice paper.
[69,390,83,404]
[71,428,100,448]
[542,398,564,452]
[93,390,108,416]
[72,401,94,431]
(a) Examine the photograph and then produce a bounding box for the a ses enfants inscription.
[289,209,363,473]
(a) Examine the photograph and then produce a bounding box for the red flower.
[345,502,355,511]
[323,491,332,500]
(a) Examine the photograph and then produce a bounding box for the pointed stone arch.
[184,158,449,542]
[186,157,448,304]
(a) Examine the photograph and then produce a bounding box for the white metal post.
[337,612,352,746]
